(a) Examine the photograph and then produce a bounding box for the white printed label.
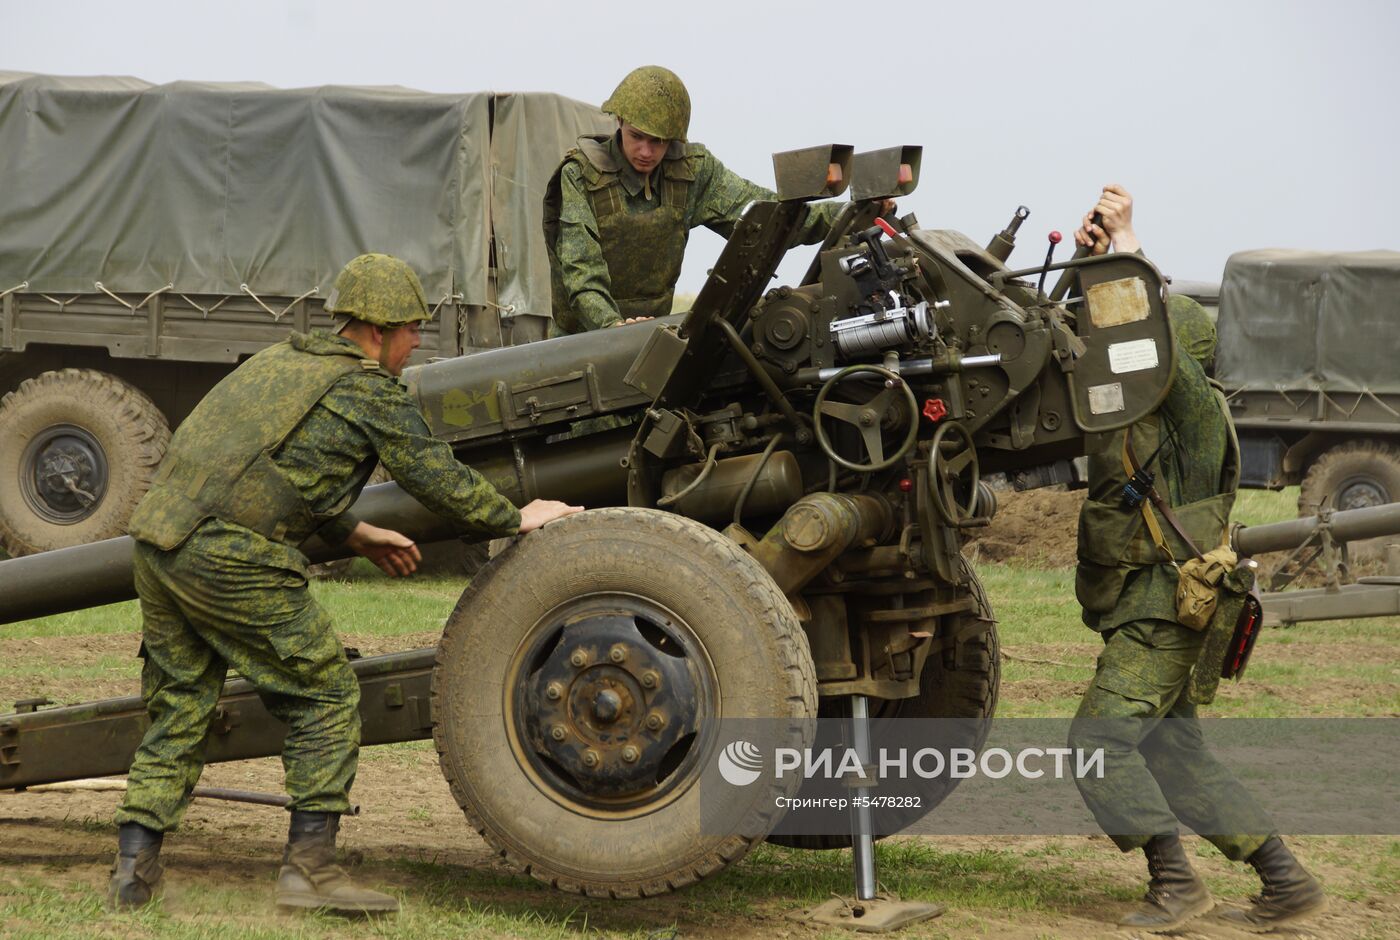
[1107,338,1159,374]
[1088,382,1125,415]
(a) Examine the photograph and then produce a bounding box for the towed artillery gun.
[2,146,1200,921]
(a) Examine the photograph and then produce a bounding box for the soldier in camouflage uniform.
[543,65,848,334]
[108,253,581,914]
[1067,189,1326,933]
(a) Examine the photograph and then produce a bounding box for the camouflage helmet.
[603,66,691,141]
[324,253,430,328]
[1167,294,1217,368]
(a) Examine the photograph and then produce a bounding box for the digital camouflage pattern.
[128,338,366,552]
[323,253,431,328]
[119,329,520,831]
[1070,284,1272,858]
[1067,617,1275,858]
[1076,324,1237,630]
[117,530,361,831]
[544,135,840,332]
[1166,294,1217,370]
[602,65,691,141]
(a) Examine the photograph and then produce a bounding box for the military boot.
[1219,836,1326,931]
[1118,832,1214,932]
[275,811,399,914]
[108,822,164,911]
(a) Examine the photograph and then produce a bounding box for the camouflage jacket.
[1075,347,1239,631]
[130,331,520,571]
[544,133,840,333]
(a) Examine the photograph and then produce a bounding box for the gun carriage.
[2,146,1204,909]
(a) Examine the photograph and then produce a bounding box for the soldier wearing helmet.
[1067,191,1326,933]
[544,66,850,333]
[108,253,582,915]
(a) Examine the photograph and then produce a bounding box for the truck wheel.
[767,562,1000,850]
[1298,441,1400,556]
[0,369,169,556]
[432,508,817,897]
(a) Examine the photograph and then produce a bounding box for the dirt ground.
[2,489,1395,938]
[965,487,1084,569]
[2,751,1395,939]
[2,623,1395,939]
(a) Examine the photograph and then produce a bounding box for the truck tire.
[0,369,169,556]
[1298,440,1400,556]
[432,508,817,897]
[767,562,1000,850]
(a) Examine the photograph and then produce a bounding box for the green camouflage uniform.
[544,133,839,333]
[1068,298,1275,860]
[115,330,520,833]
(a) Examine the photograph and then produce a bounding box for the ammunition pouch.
[1188,554,1259,705]
[1175,537,1238,631]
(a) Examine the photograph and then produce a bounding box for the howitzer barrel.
[0,427,632,626]
[0,483,445,625]
[1234,502,1400,556]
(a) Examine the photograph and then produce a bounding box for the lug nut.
[645,713,665,731]
[641,671,660,689]
[550,725,567,741]
[545,682,563,701]
[622,746,640,763]
[609,644,628,663]
[570,650,588,668]
[582,750,600,768]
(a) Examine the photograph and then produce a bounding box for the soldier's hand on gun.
[518,499,584,532]
[345,521,422,577]
[1074,184,1140,255]
[1074,214,1112,256]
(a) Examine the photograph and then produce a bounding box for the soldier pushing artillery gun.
[4,145,1393,929]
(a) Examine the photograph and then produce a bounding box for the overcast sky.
[4,0,1396,293]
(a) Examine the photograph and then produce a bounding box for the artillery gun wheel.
[767,562,1000,850]
[432,508,818,897]
[0,369,169,556]
[1299,440,1400,558]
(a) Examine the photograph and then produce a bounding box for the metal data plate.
[1066,254,1176,432]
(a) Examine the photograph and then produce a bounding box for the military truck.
[0,72,612,556]
[1208,250,1400,517]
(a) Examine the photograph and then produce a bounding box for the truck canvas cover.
[1215,249,1400,396]
[0,72,613,317]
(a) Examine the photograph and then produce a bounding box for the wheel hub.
[20,425,109,523]
[516,603,707,809]
[1336,477,1389,511]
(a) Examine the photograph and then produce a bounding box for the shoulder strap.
[1123,433,1205,562]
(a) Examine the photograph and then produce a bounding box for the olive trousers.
[1067,617,1274,860]
[115,538,360,832]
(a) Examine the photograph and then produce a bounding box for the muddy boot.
[1118,832,1214,932]
[275,811,398,915]
[1219,836,1327,931]
[108,822,164,911]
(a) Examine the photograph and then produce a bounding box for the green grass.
[1232,485,1302,527]
[1,486,1395,937]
